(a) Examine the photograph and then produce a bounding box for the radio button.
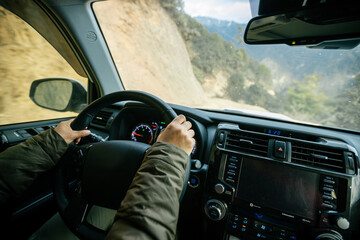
[324,179,335,184]
[226,178,235,183]
[324,176,336,181]
[228,164,237,169]
[229,155,239,162]
[322,195,334,200]
[323,187,334,192]
[321,203,334,209]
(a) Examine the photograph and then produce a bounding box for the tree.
[226,73,245,101]
[330,74,360,130]
[235,25,243,45]
[284,74,330,122]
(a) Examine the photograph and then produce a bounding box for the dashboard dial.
[131,124,153,144]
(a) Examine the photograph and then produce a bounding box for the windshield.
[93,0,360,131]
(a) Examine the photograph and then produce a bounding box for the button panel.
[228,214,297,240]
[320,175,338,210]
[224,155,240,186]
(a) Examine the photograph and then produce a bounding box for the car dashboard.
[1,102,359,240]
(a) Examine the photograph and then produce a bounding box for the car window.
[93,0,359,131]
[0,6,88,125]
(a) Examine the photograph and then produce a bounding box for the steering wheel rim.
[54,90,190,240]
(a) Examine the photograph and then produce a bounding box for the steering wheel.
[54,91,190,240]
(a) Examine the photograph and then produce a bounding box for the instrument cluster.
[130,121,167,144]
[130,120,198,156]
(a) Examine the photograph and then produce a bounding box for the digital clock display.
[265,129,289,136]
[267,129,281,135]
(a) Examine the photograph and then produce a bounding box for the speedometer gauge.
[131,124,153,144]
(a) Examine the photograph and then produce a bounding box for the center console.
[203,123,359,240]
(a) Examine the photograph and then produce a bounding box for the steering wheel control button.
[274,140,286,159]
[188,175,200,188]
[214,183,225,194]
[204,199,227,221]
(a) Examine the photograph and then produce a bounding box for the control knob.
[333,216,350,230]
[204,199,227,221]
[214,183,225,194]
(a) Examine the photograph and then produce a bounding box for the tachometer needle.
[132,132,142,137]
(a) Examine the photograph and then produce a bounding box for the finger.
[191,138,196,147]
[183,121,192,130]
[188,129,195,138]
[75,138,81,145]
[172,114,186,124]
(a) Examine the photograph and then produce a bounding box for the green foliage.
[329,74,360,130]
[160,0,359,131]
[245,85,275,109]
[226,73,245,101]
[160,0,272,89]
[284,74,331,122]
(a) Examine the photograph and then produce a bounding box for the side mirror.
[29,78,87,113]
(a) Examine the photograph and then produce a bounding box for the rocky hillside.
[94,0,207,107]
[94,0,261,110]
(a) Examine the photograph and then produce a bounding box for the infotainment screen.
[236,157,320,221]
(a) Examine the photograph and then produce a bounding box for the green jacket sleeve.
[0,128,68,205]
[106,142,189,240]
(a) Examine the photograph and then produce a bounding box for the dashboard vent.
[225,130,269,157]
[91,110,113,127]
[291,142,345,173]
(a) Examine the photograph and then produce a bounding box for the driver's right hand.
[156,114,195,155]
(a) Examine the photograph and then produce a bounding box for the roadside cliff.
[94,0,208,107]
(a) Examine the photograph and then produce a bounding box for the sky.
[183,0,256,23]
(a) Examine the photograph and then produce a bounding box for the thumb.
[74,129,91,138]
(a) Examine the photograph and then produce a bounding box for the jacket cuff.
[144,141,189,172]
[32,128,68,164]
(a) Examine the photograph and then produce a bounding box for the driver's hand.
[55,119,91,145]
[156,115,195,155]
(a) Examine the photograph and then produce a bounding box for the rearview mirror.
[30,78,87,113]
[244,1,360,48]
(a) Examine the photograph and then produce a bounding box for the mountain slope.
[196,16,360,94]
